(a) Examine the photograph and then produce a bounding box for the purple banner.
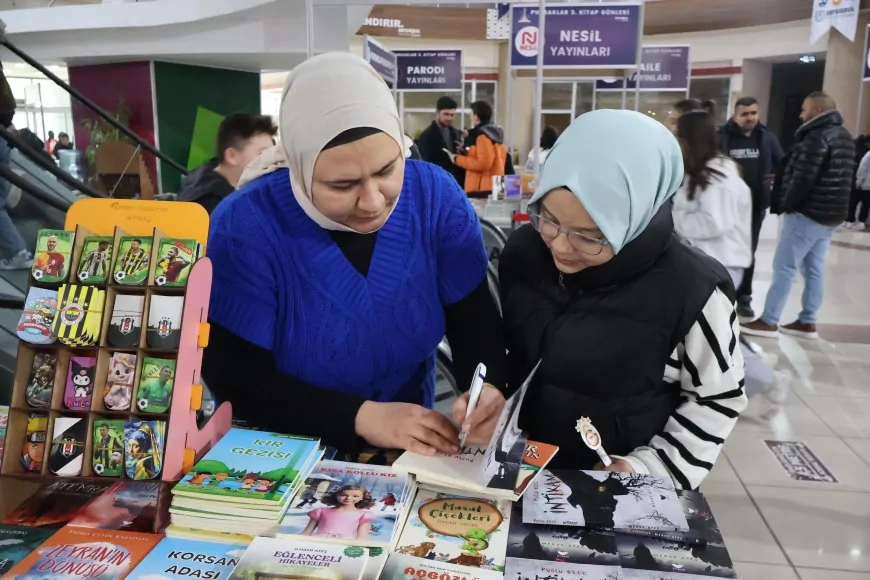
[363,35,397,88]
[510,3,641,69]
[395,50,463,91]
[595,45,691,91]
[864,25,870,81]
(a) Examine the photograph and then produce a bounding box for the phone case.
[53,284,106,348]
[154,238,199,287]
[16,287,58,345]
[31,228,74,284]
[76,235,114,285]
[145,295,184,350]
[48,415,87,477]
[135,357,176,414]
[24,352,57,409]
[20,413,48,473]
[107,294,145,348]
[113,236,153,286]
[64,356,97,411]
[124,420,166,480]
[104,352,137,412]
[92,419,126,477]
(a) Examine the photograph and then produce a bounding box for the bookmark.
[108,294,145,348]
[104,352,137,412]
[76,235,114,285]
[53,284,106,348]
[576,417,611,467]
[64,356,97,411]
[16,287,58,345]
[154,238,199,287]
[48,415,87,477]
[31,229,74,284]
[113,236,153,286]
[124,420,167,480]
[21,413,48,472]
[136,357,176,414]
[93,419,126,477]
[25,352,57,409]
[146,295,184,350]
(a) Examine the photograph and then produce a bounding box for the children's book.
[523,470,689,532]
[617,489,724,547]
[395,488,512,573]
[2,480,114,529]
[0,525,57,574]
[616,533,737,579]
[127,537,247,580]
[3,525,162,579]
[227,537,369,580]
[276,460,412,547]
[163,524,253,546]
[361,547,388,580]
[172,429,320,507]
[381,552,503,580]
[505,556,622,580]
[68,481,164,533]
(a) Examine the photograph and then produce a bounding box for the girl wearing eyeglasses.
[498,109,747,491]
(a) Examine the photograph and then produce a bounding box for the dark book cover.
[67,481,167,533]
[616,489,724,547]
[616,533,737,579]
[0,525,57,574]
[1,479,114,529]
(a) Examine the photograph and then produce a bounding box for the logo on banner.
[811,0,858,43]
[515,26,539,57]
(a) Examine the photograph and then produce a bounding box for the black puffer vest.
[499,206,733,470]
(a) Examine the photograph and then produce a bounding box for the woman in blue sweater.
[201,53,508,456]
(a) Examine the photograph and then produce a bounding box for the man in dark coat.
[742,92,854,340]
[717,96,785,320]
[415,96,464,185]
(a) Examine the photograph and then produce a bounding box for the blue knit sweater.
[207,160,488,407]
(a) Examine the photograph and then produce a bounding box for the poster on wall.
[510,2,642,69]
[395,49,463,91]
[363,35,398,88]
[595,45,691,91]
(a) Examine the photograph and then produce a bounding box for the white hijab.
[239,52,412,233]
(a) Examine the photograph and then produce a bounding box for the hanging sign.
[395,50,463,91]
[595,45,691,91]
[510,2,642,69]
[810,0,859,44]
[363,35,398,88]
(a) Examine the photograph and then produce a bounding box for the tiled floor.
[698,229,870,580]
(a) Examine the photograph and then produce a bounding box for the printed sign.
[765,440,838,483]
[595,45,691,91]
[510,3,642,69]
[363,35,398,88]
[395,49,463,91]
[810,0,859,44]
[864,25,870,81]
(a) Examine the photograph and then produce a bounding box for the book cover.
[523,470,688,532]
[0,525,57,574]
[396,489,511,573]
[163,525,253,546]
[227,537,369,580]
[617,490,724,547]
[3,526,162,579]
[3,480,114,529]
[381,553,503,580]
[277,460,410,546]
[505,556,621,580]
[507,505,619,567]
[360,547,388,580]
[127,537,246,580]
[173,429,320,505]
[68,482,162,533]
[616,533,737,579]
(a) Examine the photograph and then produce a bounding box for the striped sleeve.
[619,288,748,490]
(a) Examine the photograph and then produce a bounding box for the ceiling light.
[799,55,816,64]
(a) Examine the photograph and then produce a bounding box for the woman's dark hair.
[701,99,717,118]
[471,101,493,125]
[321,485,375,509]
[674,98,702,115]
[323,127,382,150]
[677,111,725,201]
[540,126,559,150]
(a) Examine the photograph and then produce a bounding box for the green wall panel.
[153,61,261,193]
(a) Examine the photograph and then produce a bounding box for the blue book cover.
[127,537,247,580]
[0,525,57,574]
[173,429,320,504]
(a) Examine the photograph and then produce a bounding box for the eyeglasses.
[529,212,611,256]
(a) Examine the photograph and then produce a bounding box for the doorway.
[768,60,826,151]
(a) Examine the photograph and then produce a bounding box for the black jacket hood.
[178,159,234,204]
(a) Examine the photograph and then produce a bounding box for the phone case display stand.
[0,198,231,485]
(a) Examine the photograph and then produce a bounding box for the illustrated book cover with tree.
[275,460,413,547]
[616,489,724,547]
[67,481,165,533]
[0,525,57,574]
[522,470,688,532]
[394,488,512,573]
[2,525,162,579]
[616,533,737,579]
[127,536,247,580]
[227,537,369,580]
[172,429,321,505]
[2,480,115,529]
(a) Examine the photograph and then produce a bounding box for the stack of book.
[167,428,323,538]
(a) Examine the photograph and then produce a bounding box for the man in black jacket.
[718,96,785,320]
[415,96,464,185]
[742,92,854,340]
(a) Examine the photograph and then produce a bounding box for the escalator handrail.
[0,163,72,213]
[479,217,509,246]
[0,37,190,177]
[0,293,24,309]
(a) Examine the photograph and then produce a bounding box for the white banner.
[810,0,859,44]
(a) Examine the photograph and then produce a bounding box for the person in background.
[701,99,717,118]
[52,132,74,160]
[742,92,855,340]
[667,98,703,133]
[717,96,785,321]
[447,101,506,198]
[525,126,559,173]
[672,110,789,418]
[44,130,57,157]
[178,113,277,215]
[497,110,746,490]
[843,134,870,230]
[415,96,464,185]
[0,61,33,271]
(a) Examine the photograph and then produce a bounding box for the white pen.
[458,363,487,449]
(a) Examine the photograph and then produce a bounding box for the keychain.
[576,416,612,467]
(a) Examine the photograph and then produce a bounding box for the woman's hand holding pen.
[355,401,460,457]
[451,384,506,446]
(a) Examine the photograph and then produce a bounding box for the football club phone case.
[20,413,47,473]
[52,284,106,348]
[25,352,57,409]
[92,419,125,477]
[76,235,114,285]
[136,357,176,414]
[146,295,184,350]
[154,238,199,288]
[124,420,166,480]
[64,356,97,411]
[48,415,87,477]
[16,287,58,345]
[31,228,74,284]
[108,294,145,348]
[113,236,153,286]
[104,352,137,412]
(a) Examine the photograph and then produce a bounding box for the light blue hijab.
[529,109,684,254]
